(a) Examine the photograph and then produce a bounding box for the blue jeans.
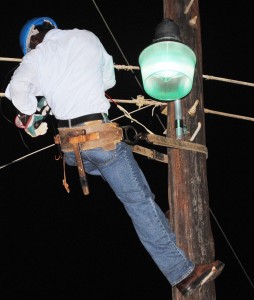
[64,141,194,286]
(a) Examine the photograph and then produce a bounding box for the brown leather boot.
[175,260,225,297]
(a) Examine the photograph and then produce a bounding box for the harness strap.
[146,134,208,158]
[131,145,168,163]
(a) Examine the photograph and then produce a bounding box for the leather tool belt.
[54,120,123,152]
[54,120,123,196]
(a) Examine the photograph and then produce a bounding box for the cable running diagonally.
[209,208,254,289]
[92,0,143,90]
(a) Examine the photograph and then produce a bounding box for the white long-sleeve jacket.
[5,28,116,120]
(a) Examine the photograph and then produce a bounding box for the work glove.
[15,114,48,138]
[25,114,48,137]
[36,97,52,116]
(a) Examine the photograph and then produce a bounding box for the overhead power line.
[1,56,254,88]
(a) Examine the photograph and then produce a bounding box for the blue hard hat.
[19,17,58,55]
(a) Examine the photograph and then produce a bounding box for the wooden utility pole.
[163,1,217,299]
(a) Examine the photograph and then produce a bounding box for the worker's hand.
[23,114,48,137]
[36,97,52,116]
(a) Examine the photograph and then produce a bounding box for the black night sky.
[0,1,253,299]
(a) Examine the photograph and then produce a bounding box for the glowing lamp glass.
[139,41,196,101]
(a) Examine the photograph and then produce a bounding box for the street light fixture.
[139,18,196,101]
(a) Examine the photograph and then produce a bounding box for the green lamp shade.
[139,41,196,101]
